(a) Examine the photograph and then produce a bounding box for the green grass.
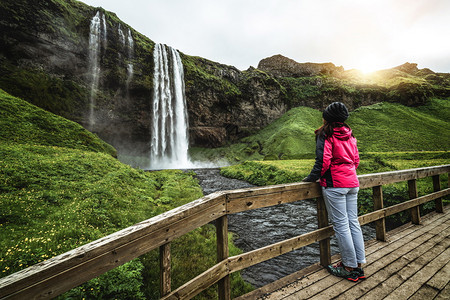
[0,89,116,156]
[0,89,252,299]
[349,99,450,152]
[193,98,450,164]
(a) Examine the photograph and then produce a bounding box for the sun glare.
[348,56,388,75]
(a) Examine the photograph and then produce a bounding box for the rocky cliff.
[0,0,155,158]
[258,54,344,77]
[0,0,449,164]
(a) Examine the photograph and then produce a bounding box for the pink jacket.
[304,126,360,187]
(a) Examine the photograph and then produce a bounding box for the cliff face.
[258,54,344,77]
[183,56,287,147]
[0,0,289,155]
[0,0,449,161]
[0,0,155,157]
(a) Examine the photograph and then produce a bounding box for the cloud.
[80,0,450,72]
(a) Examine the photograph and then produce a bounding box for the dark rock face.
[0,0,155,157]
[258,54,344,77]
[0,0,448,159]
[183,57,288,147]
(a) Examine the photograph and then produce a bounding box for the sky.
[78,0,450,73]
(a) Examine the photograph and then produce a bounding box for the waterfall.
[118,24,125,46]
[126,28,134,91]
[87,11,102,131]
[101,14,107,49]
[150,44,191,170]
[87,11,108,131]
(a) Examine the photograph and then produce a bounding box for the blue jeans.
[322,187,366,268]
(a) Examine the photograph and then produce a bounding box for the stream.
[191,168,375,288]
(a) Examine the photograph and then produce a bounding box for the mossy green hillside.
[182,54,242,99]
[0,0,155,121]
[0,143,251,299]
[0,89,251,298]
[0,89,116,156]
[192,98,450,163]
[349,99,450,152]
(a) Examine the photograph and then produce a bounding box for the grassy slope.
[0,89,251,299]
[0,89,116,156]
[349,99,450,152]
[192,98,450,164]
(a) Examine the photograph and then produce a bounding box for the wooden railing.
[0,165,449,299]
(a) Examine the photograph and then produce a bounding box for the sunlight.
[350,55,387,74]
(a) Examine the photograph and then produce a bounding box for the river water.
[191,168,376,288]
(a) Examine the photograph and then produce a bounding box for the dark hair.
[314,120,353,138]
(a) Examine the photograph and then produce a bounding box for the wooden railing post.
[216,215,231,300]
[432,175,444,213]
[317,195,331,267]
[408,179,421,225]
[160,243,171,297]
[373,185,386,241]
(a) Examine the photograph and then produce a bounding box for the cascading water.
[87,11,108,131]
[118,24,125,48]
[150,43,192,170]
[126,28,134,91]
[87,11,102,131]
[101,14,107,49]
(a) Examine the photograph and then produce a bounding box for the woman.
[303,102,366,282]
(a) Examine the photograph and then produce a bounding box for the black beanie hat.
[323,102,349,123]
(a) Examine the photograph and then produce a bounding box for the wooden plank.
[228,226,334,273]
[408,285,440,300]
[226,182,322,214]
[408,179,421,225]
[161,261,228,300]
[383,246,450,300]
[358,223,450,300]
[234,263,324,300]
[435,282,450,300]
[216,215,230,300]
[426,259,450,291]
[358,165,450,189]
[298,213,450,300]
[263,212,450,300]
[358,169,417,188]
[416,165,450,179]
[373,185,386,241]
[0,195,226,299]
[287,211,450,298]
[358,210,385,226]
[160,243,171,297]
[433,175,444,213]
[316,196,331,267]
[409,260,450,300]
[383,189,450,217]
[358,189,449,227]
[309,218,450,300]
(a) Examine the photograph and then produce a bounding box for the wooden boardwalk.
[241,209,450,300]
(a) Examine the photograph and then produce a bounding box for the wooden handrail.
[0,165,449,299]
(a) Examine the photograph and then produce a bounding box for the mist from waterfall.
[87,11,107,131]
[150,44,192,170]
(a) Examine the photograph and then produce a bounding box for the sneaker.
[355,267,366,280]
[327,264,359,282]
